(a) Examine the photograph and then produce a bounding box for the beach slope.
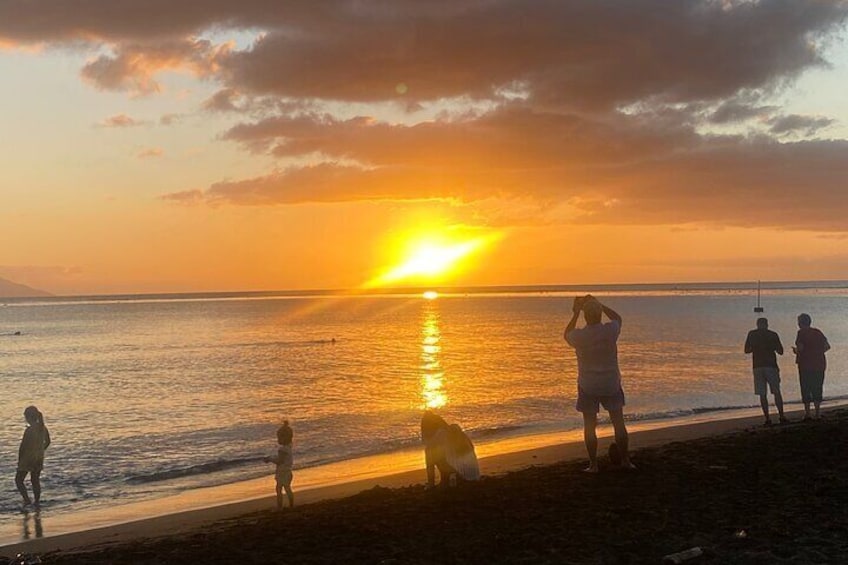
[12,408,848,564]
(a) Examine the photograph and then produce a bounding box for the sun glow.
[367,231,501,288]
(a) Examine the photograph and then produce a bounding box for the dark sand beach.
[10,409,848,564]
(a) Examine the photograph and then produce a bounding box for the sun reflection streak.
[420,303,447,409]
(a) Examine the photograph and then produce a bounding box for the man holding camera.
[564,295,634,473]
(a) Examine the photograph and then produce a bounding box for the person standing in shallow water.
[564,295,634,473]
[264,420,294,510]
[794,313,831,421]
[745,318,788,426]
[16,406,51,506]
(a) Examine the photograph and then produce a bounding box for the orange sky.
[1,1,847,295]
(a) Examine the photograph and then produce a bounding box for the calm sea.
[1,283,846,529]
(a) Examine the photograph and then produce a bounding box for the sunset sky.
[2,1,848,295]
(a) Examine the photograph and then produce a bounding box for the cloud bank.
[3,0,848,230]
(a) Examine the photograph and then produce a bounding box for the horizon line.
[8,278,848,302]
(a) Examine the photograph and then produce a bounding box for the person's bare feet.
[619,459,637,471]
[583,463,599,474]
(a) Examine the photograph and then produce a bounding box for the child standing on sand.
[264,420,294,510]
[16,406,51,506]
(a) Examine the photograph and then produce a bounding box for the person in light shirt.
[565,295,634,473]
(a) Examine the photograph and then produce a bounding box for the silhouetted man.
[745,317,787,425]
[794,313,830,420]
[565,295,634,473]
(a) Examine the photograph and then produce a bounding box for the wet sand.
[5,406,848,563]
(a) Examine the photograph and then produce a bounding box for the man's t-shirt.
[566,320,622,396]
[796,327,829,372]
[744,328,783,369]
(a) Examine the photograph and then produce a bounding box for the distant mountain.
[0,277,51,298]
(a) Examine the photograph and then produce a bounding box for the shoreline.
[1,403,832,557]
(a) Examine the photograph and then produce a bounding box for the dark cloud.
[209,0,847,109]
[81,39,227,95]
[569,139,848,230]
[166,107,848,231]
[202,88,242,112]
[768,114,835,136]
[3,1,848,232]
[709,100,778,124]
[2,1,846,106]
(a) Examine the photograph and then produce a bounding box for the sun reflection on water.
[420,303,447,409]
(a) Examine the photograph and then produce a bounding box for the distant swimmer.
[16,406,51,507]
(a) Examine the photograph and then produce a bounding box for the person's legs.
[607,407,635,468]
[813,370,825,419]
[799,371,812,419]
[15,470,31,505]
[582,411,599,473]
[754,368,770,423]
[767,370,786,422]
[31,470,42,505]
[773,390,786,421]
[283,481,294,508]
[275,482,283,510]
[759,394,771,424]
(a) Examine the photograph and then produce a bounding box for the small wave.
[125,456,264,484]
[469,424,528,438]
[624,404,758,423]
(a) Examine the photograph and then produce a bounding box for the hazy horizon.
[5,277,848,301]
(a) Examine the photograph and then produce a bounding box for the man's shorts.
[753,366,780,396]
[576,387,626,414]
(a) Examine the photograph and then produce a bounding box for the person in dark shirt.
[744,318,787,425]
[794,313,831,421]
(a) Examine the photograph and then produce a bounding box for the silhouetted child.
[16,406,51,506]
[264,420,294,510]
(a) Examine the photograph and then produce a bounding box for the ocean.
[1,283,846,537]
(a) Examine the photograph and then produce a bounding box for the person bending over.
[421,411,480,488]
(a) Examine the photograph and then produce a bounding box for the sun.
[366,230,501,288]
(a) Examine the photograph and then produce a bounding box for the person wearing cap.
[744,317,787,426]
[564,295,634,473]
